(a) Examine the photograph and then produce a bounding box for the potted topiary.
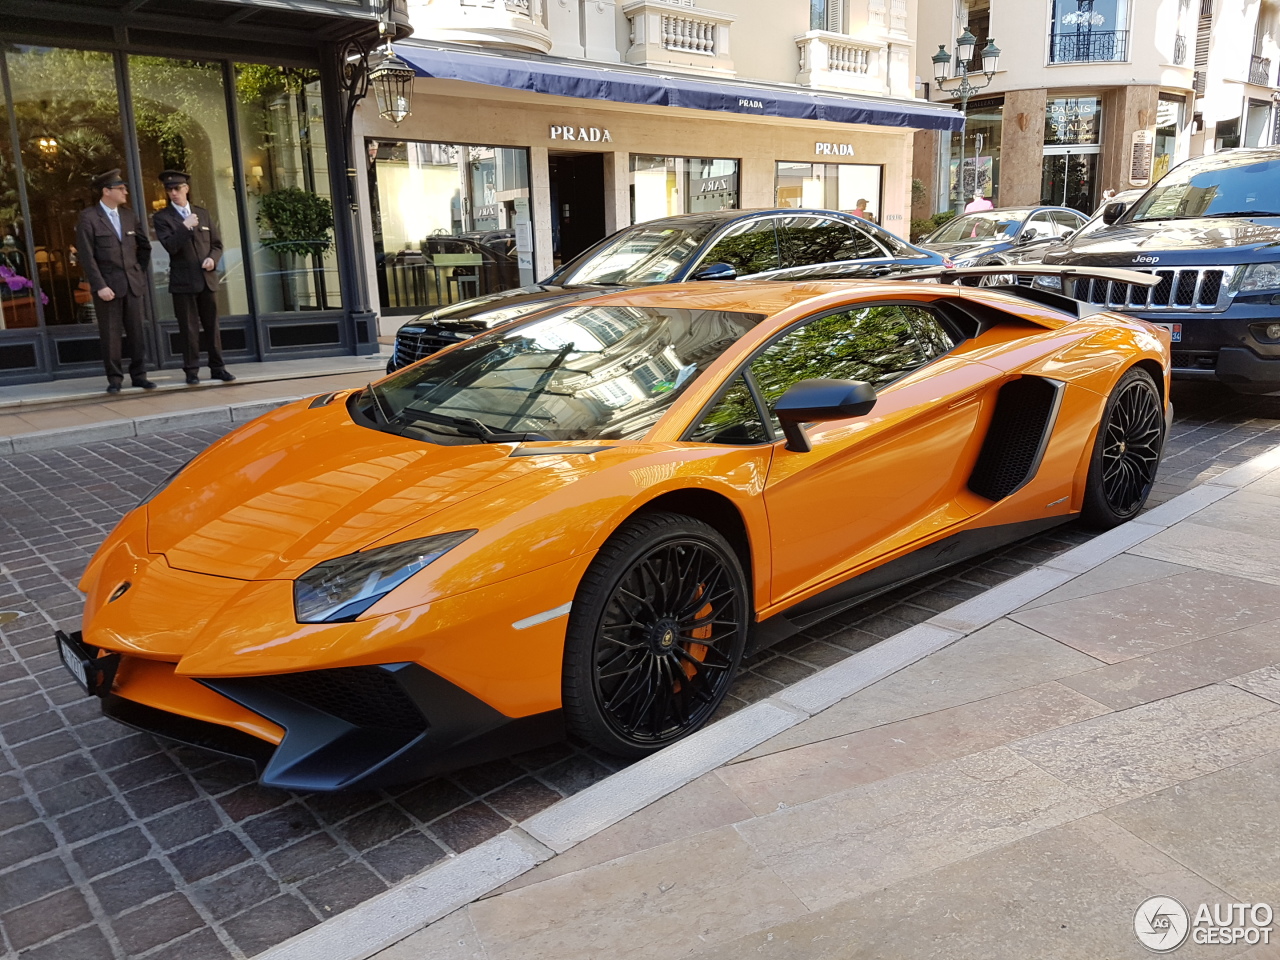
[256,187,334,310]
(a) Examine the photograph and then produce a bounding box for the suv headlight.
[294,530,477,623]
[1236,263,1280,294]
[1033,275,1064,291]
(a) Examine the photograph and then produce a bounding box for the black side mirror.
[1061,228,1075,239]
[692,262,737,281]
[1102,202,1129,225]
[774,378,877,453]
[1019,227,1038,243]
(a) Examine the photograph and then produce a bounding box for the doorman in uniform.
[153,170,235,384]
[75,168,154,394]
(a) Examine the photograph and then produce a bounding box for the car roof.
[628,208,862,229]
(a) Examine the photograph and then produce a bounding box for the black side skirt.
[752,514,1069,646]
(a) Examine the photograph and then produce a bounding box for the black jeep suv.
[1041,148,1280,394]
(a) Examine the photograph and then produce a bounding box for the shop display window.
[1153,95,1185,183]
[368,140,533,314]
[630,156,739,223]
[944,98,1003,210]
[774,162,883,223]
[235,65,341,314]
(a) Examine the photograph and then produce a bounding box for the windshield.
[371,304,764,442]
[929,212,1026,243]
[557,222,718,285]
[1129,156,1280,221]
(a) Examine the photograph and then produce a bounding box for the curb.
[0,396,309,455]
[256,442,1280,960]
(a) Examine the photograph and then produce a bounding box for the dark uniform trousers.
[173,288,225,377]
[96,293,148,385]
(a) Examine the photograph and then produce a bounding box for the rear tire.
[562,512,748,759]
[1080,367,1165,529]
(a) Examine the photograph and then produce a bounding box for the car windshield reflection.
[372,304,764,442]
[558,223,719,285]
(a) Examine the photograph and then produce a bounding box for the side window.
[1024,213,1055,241]
[750,304,934,427]
[911,309,958,359]
[689,376,771,445]
[1051,210,1085,235]
[700,219,780,276]
[777,216,883,267]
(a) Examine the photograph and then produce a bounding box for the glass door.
[1041,148,1099,213]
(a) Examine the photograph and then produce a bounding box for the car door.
[752,301,998,605]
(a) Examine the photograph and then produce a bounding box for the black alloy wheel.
[562,513,748,757]
[1081,367,1165,528]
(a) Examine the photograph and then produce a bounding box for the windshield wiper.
[397,408,551,443]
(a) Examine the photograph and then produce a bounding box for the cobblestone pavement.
[0,381,1276,959]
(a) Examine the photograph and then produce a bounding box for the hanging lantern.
[369,47,415,124]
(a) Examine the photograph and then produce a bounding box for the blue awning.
[394,44,964,133]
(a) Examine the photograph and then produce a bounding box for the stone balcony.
[796,30,892,95]
[622,0,736,77]
[407,0,551,53]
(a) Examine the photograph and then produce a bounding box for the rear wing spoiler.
[902,265,1162,318]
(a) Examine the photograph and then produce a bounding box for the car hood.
[145,400,547,581]
[398,284,617,334]
[1045,216,1280,265]
[921,239,1009,261]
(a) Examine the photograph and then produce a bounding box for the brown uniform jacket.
[153,203,223,295]
[75,203,151,299]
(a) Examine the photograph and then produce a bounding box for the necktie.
[108,208,121,240]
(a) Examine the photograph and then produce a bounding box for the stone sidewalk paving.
[367,461,1280,960]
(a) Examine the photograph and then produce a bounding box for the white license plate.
[1152,322,1182,343]
[58,635,91,691]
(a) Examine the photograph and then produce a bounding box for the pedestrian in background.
[153,170,235,385]
[75,168,154,394]
[964,192,994,213]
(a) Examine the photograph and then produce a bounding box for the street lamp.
[932,31,1002,212]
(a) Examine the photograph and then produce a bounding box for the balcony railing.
[1249,54,1273,86]
[624,1,735,75]
[1049,29,1130,63]
[1173,33,1187,65]
[796,31,886,93]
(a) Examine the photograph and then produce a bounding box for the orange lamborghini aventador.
[60,269,1171,790]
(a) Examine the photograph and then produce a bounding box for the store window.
[129,56,247,322]
[945,98,1003,210]
[774,162,883,223]
[1153,94,1185,183]
[630,156,739,223]
[0,118,37,332]
[7,46,126,328]
[1042,96,1103,213]
[234,64,340,314]
[1216,115,1242,151]
[368,140,533,314]
[1045,97,1102,146]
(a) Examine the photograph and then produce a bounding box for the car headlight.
[140,460,191,507]
[294,531,477,623]
[1033,275,1064,291]
[1235,263,1280,294]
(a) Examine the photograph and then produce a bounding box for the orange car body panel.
[77,279,1171,744]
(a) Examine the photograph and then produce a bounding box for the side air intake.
[967,376,1064,501]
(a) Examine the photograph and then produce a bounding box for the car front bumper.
[1122,302,1280,392]
[57,630,562,790]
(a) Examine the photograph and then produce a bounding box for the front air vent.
[256,666,428,733]
[968,377,1065,502]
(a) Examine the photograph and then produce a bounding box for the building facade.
[914,0,1280,217]
[353,0,962,323]
[0,0,408,384]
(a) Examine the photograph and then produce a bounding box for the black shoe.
[106,384,121,395]
[132,379,157,390]
[185,375,200,385]
[212,369,236,382]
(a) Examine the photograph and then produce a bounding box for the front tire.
[562,512,749,759]
[1080,367,1165,529]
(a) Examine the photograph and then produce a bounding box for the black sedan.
[388,209,947,372]
[918,206,1088,270]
